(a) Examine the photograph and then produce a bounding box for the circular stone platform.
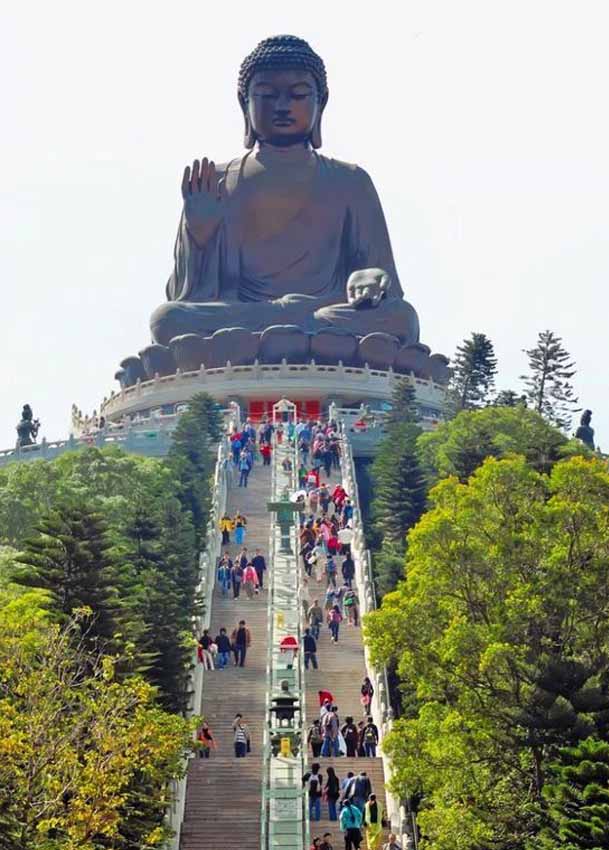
[96,359,446,426]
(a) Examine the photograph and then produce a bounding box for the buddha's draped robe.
[150,144,419,346]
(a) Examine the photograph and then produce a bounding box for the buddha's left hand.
[346,268,391,309]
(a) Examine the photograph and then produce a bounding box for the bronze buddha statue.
[115,36,449,387]
[150,34,419,348]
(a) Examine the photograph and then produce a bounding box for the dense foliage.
[0,597,193,850]
[0,394,221,845]
[539,737,609,849]
[365,454,609,850]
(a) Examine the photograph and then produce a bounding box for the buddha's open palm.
[347,268,391,309]
[181,158,225,246]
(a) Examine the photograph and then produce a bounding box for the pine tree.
[539,737,609,849]
[386,378,420,428]
[167,393,223,544]
[494,389,527,407]
[120,505,193,712]
[449,332,498,412]
[13,505,118,647]
[521,330,579,431]
[370,422,427,595]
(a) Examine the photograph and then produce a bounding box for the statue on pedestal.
[16,405,40,448]
[575,409,595,450]
[116,35,449,385]
[150,34,418,347]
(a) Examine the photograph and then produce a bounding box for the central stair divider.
[260,436,309,850]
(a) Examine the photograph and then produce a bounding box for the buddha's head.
[238,35,328,150]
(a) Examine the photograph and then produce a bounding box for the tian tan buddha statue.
[117,35,448,384]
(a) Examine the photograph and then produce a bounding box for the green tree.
[539,737,609,849]
[0,610,194,850]
[494,389,527,407]
[13,505,119,648]
[167,393,222,544]
[365,455,609,850]
[521,330,579,430]
[386,378,420,427]
[370,422,427,595]
[417,405,584,484]
[449,332,497,412]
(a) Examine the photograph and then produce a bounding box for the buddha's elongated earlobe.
[243,115,256,149]
[238,92,256,149]
[311,94,328,150]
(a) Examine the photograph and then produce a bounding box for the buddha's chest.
[228,169,338,243]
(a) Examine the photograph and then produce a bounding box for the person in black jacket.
[252,548,267,589]
[325,766,340,821]
[303,627,318,670]
[341,554,355,588]
[214,627,232,669]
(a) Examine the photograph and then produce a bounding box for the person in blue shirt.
[339,798,363,849]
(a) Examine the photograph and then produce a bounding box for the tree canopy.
[365,454,609,850]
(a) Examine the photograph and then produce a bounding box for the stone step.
[181,462,272,850]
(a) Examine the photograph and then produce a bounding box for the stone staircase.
[181,460,272,850]
[303,474,389,847]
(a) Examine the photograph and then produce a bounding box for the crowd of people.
[194,412,393,848]
[304,761,391,850]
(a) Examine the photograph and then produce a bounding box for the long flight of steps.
[303,470,389,848]
[181,461,272,850]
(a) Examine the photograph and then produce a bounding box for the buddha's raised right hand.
[181,158,225,247]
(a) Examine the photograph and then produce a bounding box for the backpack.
[326,559,336,574]
[364,725,377,743]
[309,773,322,797]
[309,725,323,744]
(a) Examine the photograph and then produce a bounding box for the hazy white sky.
[1,1,607,450]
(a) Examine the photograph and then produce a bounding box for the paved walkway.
[181,460,272,850]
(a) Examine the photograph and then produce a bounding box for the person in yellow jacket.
[363,794,385,850]
[219,513,234,545]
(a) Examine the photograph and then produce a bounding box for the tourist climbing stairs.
[303,463,388,846]
[180,459,272,850]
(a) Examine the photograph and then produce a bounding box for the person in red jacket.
[260,442,272,466]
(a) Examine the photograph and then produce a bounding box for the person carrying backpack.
[362,717,379,758]
[325,555,338,589]
[320,706,340,757]
[303,762,324,821]
[307,720,324,757]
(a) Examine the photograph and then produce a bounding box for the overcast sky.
[1,1,607,450]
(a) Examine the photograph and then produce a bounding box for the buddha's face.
[246,69,321,147]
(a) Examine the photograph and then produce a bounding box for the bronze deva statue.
[149,35,420,350]
[575,409,595,450]
[16,404,40,448]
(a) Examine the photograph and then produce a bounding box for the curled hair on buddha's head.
[238,34,328,149]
